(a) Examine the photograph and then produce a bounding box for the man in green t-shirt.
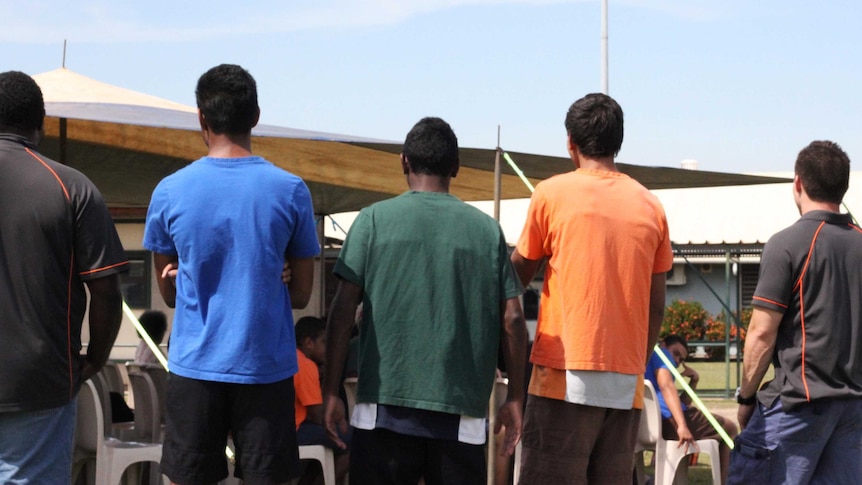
[322,117,528,484]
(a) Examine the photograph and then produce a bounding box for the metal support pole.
[601,0,609,94]
[493,126,502,222]
[317,215,326,316]
[725,250,732,398]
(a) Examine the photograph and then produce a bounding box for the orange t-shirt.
[516,169,673,390]
[294,351,323,429]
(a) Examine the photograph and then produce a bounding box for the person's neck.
[206,132,253,159]
[799,198,841,215]
[577,156,618,173]
[407,173,451,193]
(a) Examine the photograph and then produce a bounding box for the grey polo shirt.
[0,133,128,412]
[753,210,862,410]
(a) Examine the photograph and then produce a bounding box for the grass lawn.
[676,360,774,396]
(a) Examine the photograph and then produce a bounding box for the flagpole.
[601,0,609,94]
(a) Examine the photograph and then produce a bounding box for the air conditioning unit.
[667,264,687,286]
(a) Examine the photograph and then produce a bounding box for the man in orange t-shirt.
[511,93,673,484]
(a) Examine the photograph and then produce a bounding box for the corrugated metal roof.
[656,172,861,245]
[327,172,862,246]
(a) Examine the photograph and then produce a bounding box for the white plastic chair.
[342,377,358,419]
[299,445,336,485]
[128,371,166,485]
[74,378,167,485]
[102,362,125,394]
[634,380,721,485]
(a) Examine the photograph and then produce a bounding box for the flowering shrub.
[708,309,751,342]
[660,302,752,360]
[660,300,710,342]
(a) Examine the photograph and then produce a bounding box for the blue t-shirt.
[143,156,319,384]
[645,347,687,419]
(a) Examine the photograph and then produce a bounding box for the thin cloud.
[0,0,727,44]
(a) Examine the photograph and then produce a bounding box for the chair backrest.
[494,377,509,409]
[343,377,358,419]
[638,380,662,450]
[75,379,106,453]
[128,371,162,443]
[141,366,168,423]
[102,362,125,394]
[91,370,114,426]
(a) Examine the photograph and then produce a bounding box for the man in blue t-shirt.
[646,335,737,484]
[143,64,319,484]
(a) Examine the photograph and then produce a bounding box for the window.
[121,251,151,309]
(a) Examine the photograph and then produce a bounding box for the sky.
[1,0,860,174]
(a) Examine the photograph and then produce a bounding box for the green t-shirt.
[334,191,523,417]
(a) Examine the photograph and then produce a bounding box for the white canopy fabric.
[31,68,791,217]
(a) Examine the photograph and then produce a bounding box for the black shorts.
[350,427,486,485]
[160,374,300,484]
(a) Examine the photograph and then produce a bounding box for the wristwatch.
[735,387,756,405]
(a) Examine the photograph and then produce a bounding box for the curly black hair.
[0,71,44,133]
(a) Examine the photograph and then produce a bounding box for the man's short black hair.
[138,310,168,343]
[564,93,624,158]
[0,71,44,134]
[663,334,688,349]
[795,140,850,205]
[195,64,259,135]
[295,316,325,348]
[402,117,459,177]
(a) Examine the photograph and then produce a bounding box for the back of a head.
[138,310,168,343]
[795,140,850,205]
[0,71,44,135]
[195,64,259,136]
[295,316,325,348]
[402,117,459,177]
[564,93,624,158]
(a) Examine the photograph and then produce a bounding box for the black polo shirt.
[0,133,128,412]
[753,210,862,410]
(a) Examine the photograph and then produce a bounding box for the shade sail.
[33,68,790,216]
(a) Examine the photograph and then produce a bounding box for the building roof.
[327,171,862,246]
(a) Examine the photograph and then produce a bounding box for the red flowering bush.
[710,309,750,342]
[660,300,710,342]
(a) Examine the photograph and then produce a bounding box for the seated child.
[135,310,168,366]
[294,316,351,484]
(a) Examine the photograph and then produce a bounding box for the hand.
[738,403,756,430]
[282,261,292,285]
[675,424,698,453]
[680,363,699,386]
[494,399,523,457]
[323,394,348,450]
[79,359,99,384]
[161,263,178,288]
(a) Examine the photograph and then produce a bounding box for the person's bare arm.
[305,403,324,425]
[679,363,699,406]
[510,250,542,288]
[656,368,697,451]
[286,256,314,309]
[646,272,666,365]
[81,274,124,382]
[153,253,178,308]
[323,280,363,449]
[738,307,782,429]
[496,297,529,457]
